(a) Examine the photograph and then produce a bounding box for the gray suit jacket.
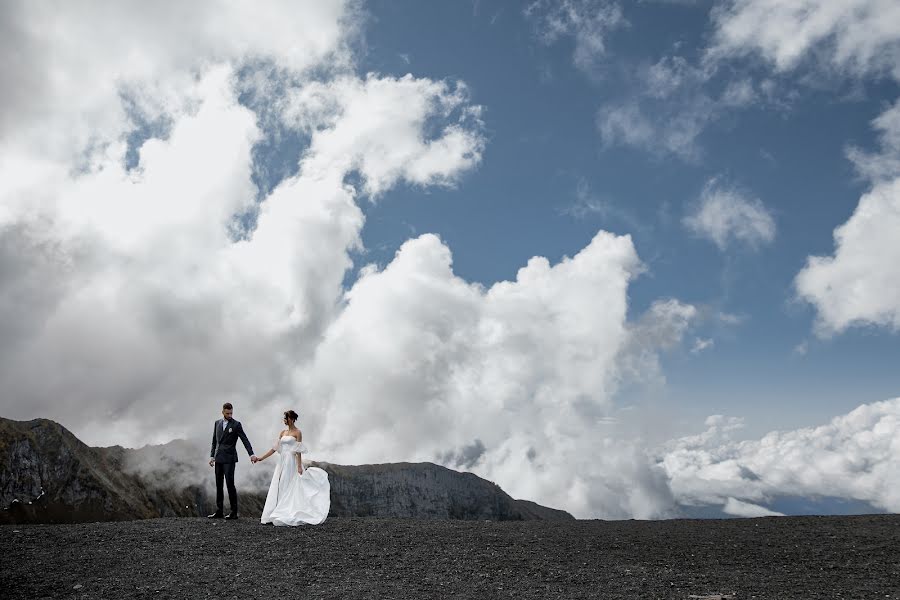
[210,419,254,463]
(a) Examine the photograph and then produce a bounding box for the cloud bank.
[0,0,700,519]
[661,398,900,514]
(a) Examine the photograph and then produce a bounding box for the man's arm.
[209,422,218,466]
[237,422,256,462]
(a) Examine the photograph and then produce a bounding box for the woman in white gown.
[257,410,330,526]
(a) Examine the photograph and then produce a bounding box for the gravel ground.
[2,514,899,599]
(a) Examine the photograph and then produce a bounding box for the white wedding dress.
[260,435,330,526]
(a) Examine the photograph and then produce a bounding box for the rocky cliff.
[323,462,572,520]
[0,417,236,523]
[0,417,573,523]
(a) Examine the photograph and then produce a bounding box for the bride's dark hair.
[283,409,299,423]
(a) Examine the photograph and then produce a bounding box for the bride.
[257,410,330,526]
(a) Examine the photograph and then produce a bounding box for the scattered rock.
[2,514,899,599]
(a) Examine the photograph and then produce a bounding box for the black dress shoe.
[225,513,239,520]
[207,512,224,519]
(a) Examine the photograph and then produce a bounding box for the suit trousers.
[215,462,238,515]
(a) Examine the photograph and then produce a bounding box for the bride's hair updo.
[284,409,299,423]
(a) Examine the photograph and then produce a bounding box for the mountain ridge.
[0,417,573,523]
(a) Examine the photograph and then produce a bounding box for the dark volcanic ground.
[2,515,899,599]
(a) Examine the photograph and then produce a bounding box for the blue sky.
[352,0,899,437]
[2,0,899,518]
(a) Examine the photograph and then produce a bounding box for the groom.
[208,402,258,520]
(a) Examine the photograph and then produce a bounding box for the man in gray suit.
[208,402,258,519]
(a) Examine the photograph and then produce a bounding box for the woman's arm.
[257,430,284,462]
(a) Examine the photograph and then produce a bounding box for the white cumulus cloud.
[796,99,900,336]
[683,179,776,250]
[596,55,764,161]
[0,0,356,161]
[847,100,900,183]
[795,177,900,335]
[708,0,900,79]
[282,75,484,196]
[691,338,714,354]
[302,231,702,518]
[525,0,627,74]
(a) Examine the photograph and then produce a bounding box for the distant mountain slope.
[0,417,573,523]
[323,461,573,520]
[0,417,226,523]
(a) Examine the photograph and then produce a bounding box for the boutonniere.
[228,427,233,433]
